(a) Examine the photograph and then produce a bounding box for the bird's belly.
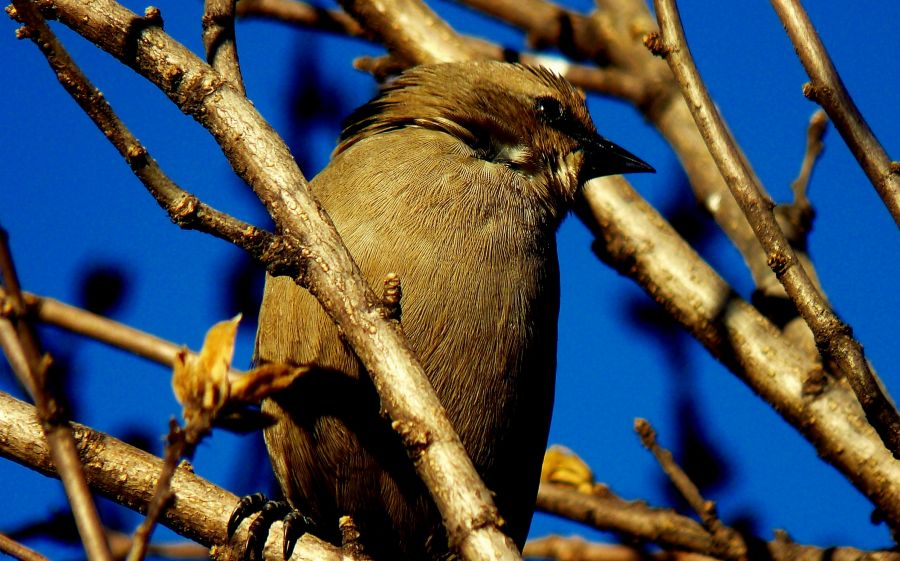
[258,232,559,559]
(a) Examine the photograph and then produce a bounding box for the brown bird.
[241,61,652,561]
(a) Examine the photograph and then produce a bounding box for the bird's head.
[335,61,653,210]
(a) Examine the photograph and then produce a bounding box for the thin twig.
[791,110,828,208]
[0,230,41,371]
[0,321,113,561]
[762,110,829,362]
[0,287,248,380]
[0,124,113,561]
[536,481,728,555]
[450,0,604,60]
[634,419,743,557]
[110,532,209,560]
[0,533,49,561]
[650,0,900,457]
[536,482,899,561]
[236,0,369,38]
[203,0,246,95]
[7,1,299,280]
[236,0,646,101]
[769,0,900,227]
[525,534,900,561]
[777,110,827,246]
[126,421,198,561]
[525,537,632,561]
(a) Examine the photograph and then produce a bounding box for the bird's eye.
[535,97,565,124]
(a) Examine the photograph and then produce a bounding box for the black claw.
[247,501,292,561]
[282,511,317,560]
[229,494,317,561]
[229,492,268,536]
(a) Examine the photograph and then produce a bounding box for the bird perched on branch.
[236,61,652,561]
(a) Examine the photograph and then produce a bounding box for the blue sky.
[1,0,898,556]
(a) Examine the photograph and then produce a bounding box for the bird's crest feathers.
[334,62,592,159]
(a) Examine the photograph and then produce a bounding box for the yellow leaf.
[171,315,241,426]
[541,445,595,493]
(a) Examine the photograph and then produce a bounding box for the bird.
[242,61,653,561]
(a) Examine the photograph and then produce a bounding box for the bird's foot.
[228,493,317,561]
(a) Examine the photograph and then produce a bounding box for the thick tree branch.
[3,379,889,561]
[0,391,352,561]
[578,175,900,530]
[20,1,517,559]
[650,0,900,457]
[237,0,369,38]
[769,0,900,227]
[236,0,646,101]
[525,532,900,561]
[336,0,475,65]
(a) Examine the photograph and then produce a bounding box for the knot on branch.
[125,143,149,169]
[169,194,200,227]
[643,32,671,57]
[447,504,504,552]
[802,82,832,104]
[262,235,310,285]
[765,251,791,277]
[390,419,430,459]
[14,24,32,40]
[815,317,854,355]
[4,5,20,21]
[143,6,164,28]
[339,515,366,557]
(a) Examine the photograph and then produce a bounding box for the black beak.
[579,133,655,182]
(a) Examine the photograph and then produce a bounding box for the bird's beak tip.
[627,158,656,174]
[581,134,655,180]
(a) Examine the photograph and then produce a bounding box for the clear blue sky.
[1,0,897,556]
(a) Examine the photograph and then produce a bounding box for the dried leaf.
[171,315,241,426]
[230,362,309,404]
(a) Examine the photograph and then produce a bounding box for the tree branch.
[634,419,741,556]
[20,1,518,559]
[336,0,475,65]
[1,199,112,561]
[525,532,900,561]
[204,0,246,96]
[236,0,369,38]
[769,0,900,227]
[577,175,900,530]
[0,391,352,561]
[0,533,49,561]
[650,0,900,457]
